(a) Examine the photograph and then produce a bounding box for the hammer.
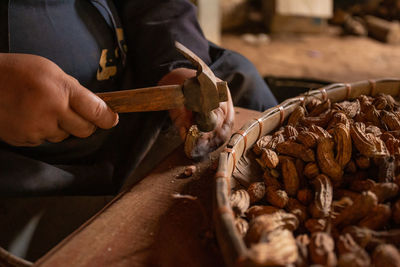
[96,42,228,132]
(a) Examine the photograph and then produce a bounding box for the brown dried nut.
[281,158,300,197]
[370,182,399,203]
[351,122,389,157]
[283,125,298,141]
[301,111,333,128]
[344,160,357,173]
[366,125,382,136]
[381,110,400,131]
[184,125,202,159]
[297,130,319,148]
[333,99,360,118]
[309,99,331,117]
[327,111,350,130]
[263,170,281,188]
[268,133,285,150]
[309,124,332,139]
[352,179,399,202]
[337,233,362,255]
[393,199,400,224]
[295,234,310,267]
[253,135,272,155]
[385,137,400,156]
[260,148,279,169]
[276,141,315,162]
[245,212,299,245]
[338,253,370,267]
[358,204,391,230]
[247,182,266,204]
[381,131,395,142]
[334,123,352,168]
[305,218,327,233]
[373,94,389,110]
[333,191,378,227]
[344,226,400,250]
[297,188,313,206]
[355,155,370,169]
[349,178,376,192]
[364,103,382,127]
[304,162,320,179]
[286,198,308,223]
[310,174,333,218]
[358,94,372,107]
[262,133,285,151]
[230,189,250,216]
[288,105,306,126]
[372,244,400,267]
[270,168,280,178]
[265,186,289,208]
[317,138,343,184]
[333,189,360,201]
[381,93,398,110]
[332,197,354,219]
[245,205,281,220]
[377,156,396,183]
[235,217,249,237]
[309,232,337,267]
[336,234,371,267]
[307,98,322,113]
[342,226,378,249]
[373,134,390,156]
[246,229,298,266]
[295,158,305,185]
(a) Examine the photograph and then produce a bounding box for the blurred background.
[195,0,400,101]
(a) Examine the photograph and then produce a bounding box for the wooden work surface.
[34,107,261,267]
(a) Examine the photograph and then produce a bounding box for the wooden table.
[34,107,261,267]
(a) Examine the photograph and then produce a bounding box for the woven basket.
[214,78,400,267]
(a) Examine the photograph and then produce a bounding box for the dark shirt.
[0,0,211,195]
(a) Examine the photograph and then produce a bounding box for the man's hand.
[0,53,118,146]
[159,68,234,158]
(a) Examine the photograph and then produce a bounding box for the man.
[0,0,277,196]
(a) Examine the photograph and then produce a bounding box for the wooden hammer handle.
[96,85,185,113]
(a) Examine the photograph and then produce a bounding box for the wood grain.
[97,85,185,113]
[34,107,261,267]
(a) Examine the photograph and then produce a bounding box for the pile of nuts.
[230,94,400,266]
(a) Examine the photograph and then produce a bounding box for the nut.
[247,182,266,204]
[245,205,281,220]
[281,158,300,197]
[309,232,337,267]
[276,141,315,162]
[265,186,289,208]
[311,174,333,218]
[317,138,343,184]
[246,229,298,266]
[304,162,320,179]
[230,189,250,216]
[260,148,279,169]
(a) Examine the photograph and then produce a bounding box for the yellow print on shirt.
[97,49,117,81]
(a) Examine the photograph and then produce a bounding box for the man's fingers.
[68,80,118,129]
[46,128,70,143]
[59,110,97,138]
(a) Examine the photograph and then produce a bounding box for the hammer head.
[175,42,228,132]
